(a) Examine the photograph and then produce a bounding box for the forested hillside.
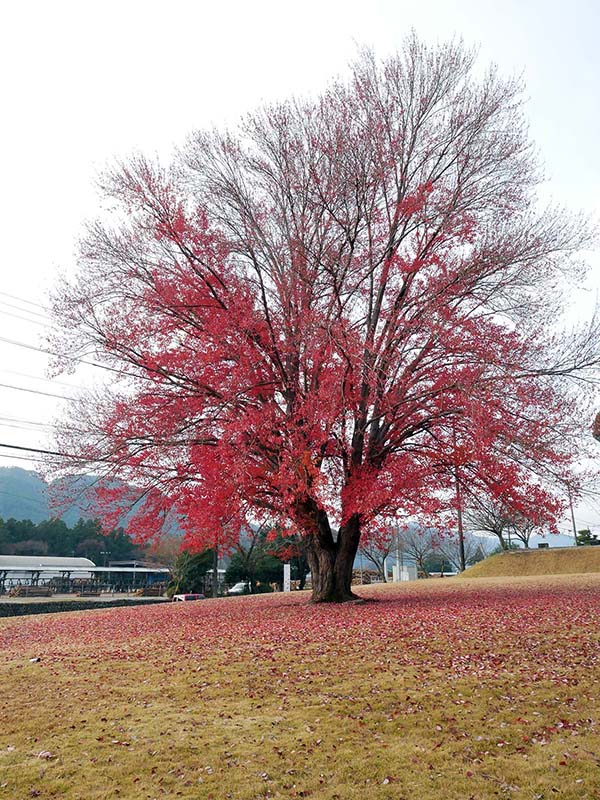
[0,517,140,561]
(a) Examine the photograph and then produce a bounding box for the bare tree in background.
[359,531,397,580]
[506,514,539,548]
[396,528,440,576]
[464,499,513,551]
[465,496,553,550]
[436,531,494,572]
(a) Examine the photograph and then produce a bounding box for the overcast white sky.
[0,0,599,534]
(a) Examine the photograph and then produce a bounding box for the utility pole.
[452,427,466,572]
[455,470,466,571]
[567,483,578,545]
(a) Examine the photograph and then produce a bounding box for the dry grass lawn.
[1,574,600,799]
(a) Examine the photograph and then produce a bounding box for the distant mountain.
[0,467,182,534]
[48,473,104,527]
[1,468,578,549]
[0,467,49,523]
[0,467,102,527]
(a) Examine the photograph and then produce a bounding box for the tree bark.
[302,508,363,603]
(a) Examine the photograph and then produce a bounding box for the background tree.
[0,516,162,565]
[224,550,280,592]
[75,537,105,561]
[35,519,70,556]
[224,525,265,592]
[0,518,35,555]
[490,542,521,554]
[264,531,310,589]
[167,549,214,596]
[69,520,139,562]
[464,485,560,550]
[224,553,250,589]
[464,500,512,551]
[146,534,182,566]
[225,526,290,591]
[8,539,49,556]
[396,528,440,576]
[50,36,598,602]
[359,530,397,581]
[506,514,537,549]
[576,529,600,546]
[435,531,492,572]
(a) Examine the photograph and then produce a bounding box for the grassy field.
[1,575,600,800]
[463,546,600,578]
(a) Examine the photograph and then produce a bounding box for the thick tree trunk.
[304,512,363,603]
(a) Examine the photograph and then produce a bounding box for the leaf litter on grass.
[1,574,599,799]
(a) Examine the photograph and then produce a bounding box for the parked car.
[172,593,205,602]
[227,582,250,595]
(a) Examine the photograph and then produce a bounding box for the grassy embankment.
[1,574,600,800]
[463,545,600,578]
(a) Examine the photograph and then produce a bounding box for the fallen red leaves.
[1,579,599,687]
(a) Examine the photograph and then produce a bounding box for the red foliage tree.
[50,37,597,601]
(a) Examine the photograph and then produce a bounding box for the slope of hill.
[0,467,100,526]
[0,468,49,523]
[0,467,182,536]
[462,546,600,578]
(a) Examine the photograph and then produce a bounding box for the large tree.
[50,37,596,601]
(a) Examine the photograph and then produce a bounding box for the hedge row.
[0,598,168,617]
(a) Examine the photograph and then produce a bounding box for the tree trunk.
[304,512,362,603]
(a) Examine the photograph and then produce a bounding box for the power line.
[0,422,52,434]
[0,453,44,463]
[0,367,85,390]
[0,382,75,401]
[0,330,194,391]
[0,335,56,358]
[0,441,121,468]
[0,309,49,327]
[0,442,76,458]
[0,440,179,471]
[0,415,50,427]
[0,416,89,437]
[0,334,149,380]
[0,291,47,310]
[0,299,51,321]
